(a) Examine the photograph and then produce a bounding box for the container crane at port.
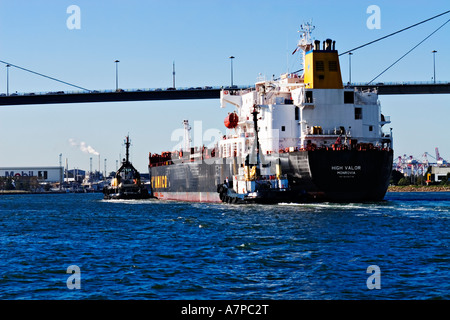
[424,148,447,166]
[435,147,447,165]
[396,154,426,176]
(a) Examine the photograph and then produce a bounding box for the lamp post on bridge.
[229,56,235,87]
[6,64,10,96]
[115,60,120,91]
[348,52,353,84]
[431,50,437,83]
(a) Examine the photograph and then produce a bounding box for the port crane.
[423,147,447,165]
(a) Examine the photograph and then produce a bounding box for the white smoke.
[69,138,100,156]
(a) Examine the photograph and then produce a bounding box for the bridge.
[0,87,222,106]
[0,81,449,106]
[351,81,450,95]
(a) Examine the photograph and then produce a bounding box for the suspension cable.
[0,60,91,92]
[339,10,450,56]
[368,18,450,84]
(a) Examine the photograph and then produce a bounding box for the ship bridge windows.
[274,97,293,105]
[305,90,313,103]
[344,91,354,104]
[354,107,363,120]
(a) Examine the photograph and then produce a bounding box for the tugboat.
[103,136,152,200]
[216,106,292,204]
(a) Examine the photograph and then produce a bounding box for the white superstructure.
[219,22,392,160]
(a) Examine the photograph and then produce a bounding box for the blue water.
[0,192,448,300]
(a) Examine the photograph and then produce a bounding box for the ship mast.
[251,105,261,178]
[124,135,131,164]
[182,120,191,152]
[296,21,315,66]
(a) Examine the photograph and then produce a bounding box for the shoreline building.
[0,166,63,183]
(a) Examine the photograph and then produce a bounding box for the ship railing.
[295,137,392,152]
[223,132,254,140]
[149,161,173,167]
[234,173,288,182]
[149,153,173,167]
[150,147,224,166]
[350,80,450,87]
[3,85,256,97]
[303,128,344,136]
[265,97,295,105]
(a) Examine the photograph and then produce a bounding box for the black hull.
[149,149,393,203]
[103,186,152,200]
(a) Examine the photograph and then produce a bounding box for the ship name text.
[331,165,362,176]
[152,175,167,189]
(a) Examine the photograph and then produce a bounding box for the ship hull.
[149,149,393,203]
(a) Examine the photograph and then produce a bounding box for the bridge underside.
[0,88,222,106]
[0,83,449,106]
[352,83,450,95]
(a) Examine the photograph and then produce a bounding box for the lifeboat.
[224,112,239,129]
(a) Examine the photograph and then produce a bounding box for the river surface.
[0,192,448,300]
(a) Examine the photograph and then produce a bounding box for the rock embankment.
[388,185,450,192]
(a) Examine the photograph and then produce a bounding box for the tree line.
[390,170,450,186]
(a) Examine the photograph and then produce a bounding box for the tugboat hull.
[103,186,152,200]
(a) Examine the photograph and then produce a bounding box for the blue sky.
[0,0,449,172]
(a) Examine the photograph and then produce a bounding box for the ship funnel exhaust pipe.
[314,40,320,50]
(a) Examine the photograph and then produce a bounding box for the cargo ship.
[148,23,393,203]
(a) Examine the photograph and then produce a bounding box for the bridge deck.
[352,82,450,95]
[0,82,449,106]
